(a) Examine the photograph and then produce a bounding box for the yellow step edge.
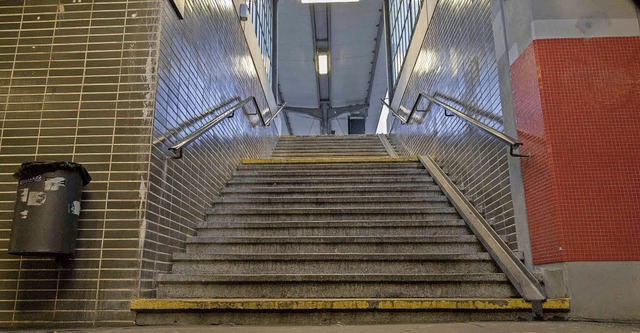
[131,298,570,311]
[242,157,419,164]
[279,134,376,138]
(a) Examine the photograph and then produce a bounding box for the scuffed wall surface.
[0,0,159,326]
[141,0,278,298]
[390,0,518,249]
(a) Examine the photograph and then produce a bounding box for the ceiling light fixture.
[301,0,359,3]
[317,53,329,75]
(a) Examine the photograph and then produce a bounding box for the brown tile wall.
[0,0,276,327]
[389,0,519,249]
[140,0,278,297]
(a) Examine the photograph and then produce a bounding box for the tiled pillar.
[505,0,640,321]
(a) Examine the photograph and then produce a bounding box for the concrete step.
[211,201,451,210]
[270,154,391,158]
[133,298,570,325]
[218,191,444,199]
[170,253,499,274]
[277,136,381,140]
[184,236,483,253]
[232,169,427,177]
[225,175,434,184]
[221,184,443,194]
[272,146,387,150]
[271,148,387,152]
[211,197,450,209]
[271,148,388,152]
[206,207,458,215]
[206,212,461,222]
[219,191,444,199]
[156,273,517,298]
[212,195,448,204]
[236,162,422,171]
[195,219,468,235]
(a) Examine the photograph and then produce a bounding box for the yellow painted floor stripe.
[131,298,570,311]
[243,157,419,164]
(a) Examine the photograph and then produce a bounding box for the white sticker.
[20,210,28,220]
[19,188,29,203]
[27,192,46,206]
[68,201,81,216]
[44,177,66,191]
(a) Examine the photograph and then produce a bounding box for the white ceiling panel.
[278,0,319,108]
[330,0,382,107]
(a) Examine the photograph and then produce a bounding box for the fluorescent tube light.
[317,53,329,75]
[302,0,359,3]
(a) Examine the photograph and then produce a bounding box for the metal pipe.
[380,98,408,124]
[264,102,287,126]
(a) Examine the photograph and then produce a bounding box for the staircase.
[133,135,568,325]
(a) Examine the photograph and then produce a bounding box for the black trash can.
[8,162,91,256]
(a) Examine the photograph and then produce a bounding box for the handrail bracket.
[169,147,183,160]
[510,143,530,158]
[384,93,531,158]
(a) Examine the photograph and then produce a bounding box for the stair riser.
[207,208,457,215]
[206,213,461,222]
[211,202,451,210]
[196,226,471,237]
[237,163,422,171]
[184,242,484,254]
[223,182,436,190]
[170,260,500,274]
[213,196,448,204]
[157,282,517,298]
[226,176,434,183]
[270,153,390,157]
[232,170,427,177]
[272,149,388,153]
[272,147,388,151]
[219,190,444,198]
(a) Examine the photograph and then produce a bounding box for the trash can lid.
[13,161,92,186]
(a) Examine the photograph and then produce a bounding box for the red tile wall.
[511,37,640,265]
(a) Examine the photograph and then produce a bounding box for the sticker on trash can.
[44,177,66,191]
[19,188,29,203]
[27,192,46,206]
[68,201,81,216]
[19,175,42,186]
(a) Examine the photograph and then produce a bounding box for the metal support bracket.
[510,144,530,158]
[169,147,183,160]
[531,300,544,319]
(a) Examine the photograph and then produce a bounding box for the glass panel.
[387,0,422,89]
[250,0,273,85]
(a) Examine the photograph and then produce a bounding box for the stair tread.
[172,253,493,261]
[158,273,508,283]
[212,196,448,203]
[196,220,467,228]
[206,207,458,214]
[186,235,478,243]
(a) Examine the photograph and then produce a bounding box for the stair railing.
[381,93,529,157]
[168,96,286,159]
[419,154,546,314]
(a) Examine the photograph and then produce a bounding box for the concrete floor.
[10,321,640,333]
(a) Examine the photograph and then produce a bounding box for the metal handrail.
[380,99,408,123]
[154,97,241,146]
[264,102,287,126]
[169,96,270,159]
[382,93,529,157]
